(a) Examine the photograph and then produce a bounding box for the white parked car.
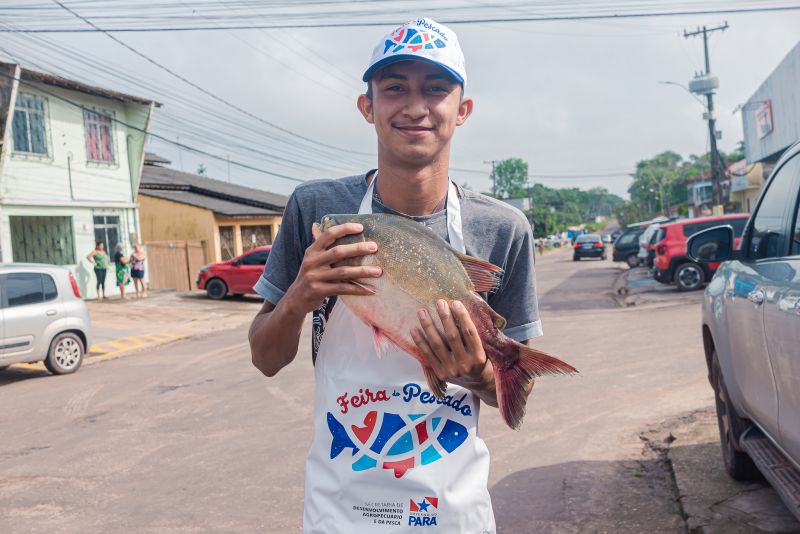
[0,264,92,374]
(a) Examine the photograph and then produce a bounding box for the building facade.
[742,42,800,167]
[0,62,157,298]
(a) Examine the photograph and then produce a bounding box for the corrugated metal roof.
[5,61,162,107]
[139,189,282,216]
[139,163,288,215]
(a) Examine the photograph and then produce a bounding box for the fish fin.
[453,251,504,293]
[372,327,392,358]
[422,365,447,400]
[327,412,359,459]
[490,342,578,430]
[347,279,375,295]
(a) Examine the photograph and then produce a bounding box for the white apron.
[303,178,496,533]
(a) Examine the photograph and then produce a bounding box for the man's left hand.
[410,299,497,406]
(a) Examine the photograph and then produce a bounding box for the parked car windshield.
[240,249,270,265]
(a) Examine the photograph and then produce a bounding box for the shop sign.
[757,100,773,139]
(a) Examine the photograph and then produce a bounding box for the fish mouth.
[320,214,338,232]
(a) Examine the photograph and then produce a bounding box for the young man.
[249,17,541,533]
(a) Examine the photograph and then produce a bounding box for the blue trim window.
[12,94,48,155]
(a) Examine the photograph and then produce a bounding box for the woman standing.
[87,242,109,299]
[113,244,131,300]
[129,244,147,298]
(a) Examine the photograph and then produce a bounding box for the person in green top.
[86,242,109,299]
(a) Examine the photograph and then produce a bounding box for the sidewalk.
[613,266,703,308]
[649,408,800,533]
[15,291,263,372]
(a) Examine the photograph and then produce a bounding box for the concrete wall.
[138,194,219,263]
[0,204,137,299]
[743,42,800,163]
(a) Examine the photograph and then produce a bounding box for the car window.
[241,250,269,265]
[4,273,45,308]
[617,233,635,245]
[748,156,800,260]
[730,218,748,237]
[43,274,58,301]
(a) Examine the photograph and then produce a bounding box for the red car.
[653,214,749,291]
[197,246,271,299]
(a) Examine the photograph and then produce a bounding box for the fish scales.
[319,213,577,430]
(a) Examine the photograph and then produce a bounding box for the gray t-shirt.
[254,173,542,362]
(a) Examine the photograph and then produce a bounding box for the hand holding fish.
[411,299,500,408]
[283,222,383,316]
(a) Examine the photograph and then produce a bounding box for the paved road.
[0,250,718,532]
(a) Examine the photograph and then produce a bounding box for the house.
[138,154,288,266]
[727,160,764,213]
[0,61,158,298]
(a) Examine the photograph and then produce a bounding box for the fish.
[327,410,468,478]
[319,213,578,430]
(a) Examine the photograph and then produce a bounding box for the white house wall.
[0,204,138,298]
[0,81,150,205]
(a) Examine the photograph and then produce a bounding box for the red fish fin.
[372,327,394,358]
[453,251,504,293]
[347,280,375,295]
[422,365,447,400]
[491,341,578,430]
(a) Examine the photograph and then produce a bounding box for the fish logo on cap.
[327,410,468,478]
[362,17,467,86]
[384,24,447,54]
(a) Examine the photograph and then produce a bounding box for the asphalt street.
[0,249,732,532]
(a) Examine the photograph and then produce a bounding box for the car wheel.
[675,262,705,291]
[711,353,761,481]
[573,256,579,261]
[206,278,228,300]
[44,332,84,375]
[625,254,638,268]
[601,254,607,261]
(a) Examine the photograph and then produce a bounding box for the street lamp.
[658,80,707,108]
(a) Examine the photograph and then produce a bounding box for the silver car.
[687,140,800,520]
[0,264,92,374]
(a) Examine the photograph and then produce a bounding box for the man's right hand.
[282,222,382,316]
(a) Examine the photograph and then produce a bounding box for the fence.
[145,240,206,292]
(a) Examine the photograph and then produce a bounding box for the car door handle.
[46,309,57,316]
[747,289,765,305]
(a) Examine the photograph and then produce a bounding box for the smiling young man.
[249,17,541,533]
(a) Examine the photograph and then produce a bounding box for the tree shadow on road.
[490,459,685,533]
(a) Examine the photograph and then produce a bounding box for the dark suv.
[612,227,645,268]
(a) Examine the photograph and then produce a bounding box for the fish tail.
[490,341,578,430]
[422,365,447,400]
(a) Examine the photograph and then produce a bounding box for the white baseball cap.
[362,17,467,86]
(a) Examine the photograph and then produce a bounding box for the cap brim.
[362,55,464,85]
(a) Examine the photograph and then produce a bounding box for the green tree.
[492,158,528,198]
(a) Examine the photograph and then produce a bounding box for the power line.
[3,4,799,32]
[0,69,306,183]
[48,0,374,158]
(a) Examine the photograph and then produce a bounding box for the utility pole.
[484,160,500,197]
[684,22,728,209]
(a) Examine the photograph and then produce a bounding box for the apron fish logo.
[327,411,468,478]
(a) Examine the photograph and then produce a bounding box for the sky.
[2,4,800,199]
